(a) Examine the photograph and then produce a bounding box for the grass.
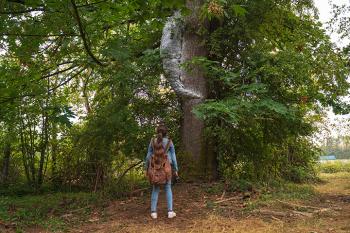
[243,181,316,211]
[2,168,349,232]
[87,171,350,233]
[0,173,149,232]
[94,171,350,233]
[317,160,350,173]
[316,172,350,195]
[200,179,317,214]
[0,191,107,232]
[260,182,315,201]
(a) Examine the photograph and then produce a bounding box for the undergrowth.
[0,174,148,232]
[0,192,105,232]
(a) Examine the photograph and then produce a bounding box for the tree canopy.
[0,0,349,190]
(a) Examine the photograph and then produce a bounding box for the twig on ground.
[292,210,313,217]
[214,196,240,204]
[276,199,321,210]
[255,209,289,217]
[220,190,226,200]
[270,216,283,221]
[69,205,93,213]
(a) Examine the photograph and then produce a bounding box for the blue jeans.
[151,181,173,212]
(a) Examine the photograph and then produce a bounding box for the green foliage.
[102,171,149,198]
[226,179,254,192]
[204,182,225,194]
[192,0,348,183]
[0,0,182,191]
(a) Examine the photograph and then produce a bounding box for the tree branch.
[6,0,25,4]
[0,1,106,15]
[70,0,107,66]
[49,67,87,92]
[39,61,77,75]
[0,66,86,104]
[116,161,143,185]
[0,7,47,15]
[0,33,79,37]
[42,64,79,79]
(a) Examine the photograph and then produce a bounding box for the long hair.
[153,124,168,165]
[156,124,167,144]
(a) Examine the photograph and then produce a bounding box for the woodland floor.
[73,173,350,233]
[3,172,350,233]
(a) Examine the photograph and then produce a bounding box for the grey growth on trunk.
[160,11,202,99]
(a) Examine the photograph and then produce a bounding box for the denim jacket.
[144,137,178,172]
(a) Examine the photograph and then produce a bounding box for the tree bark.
[181,1,218,178]
[160,1,218,179]
[181,0,208,165]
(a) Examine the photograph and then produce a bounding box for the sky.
[314,0,350,46]
[313,0,350,139]
[315,0,349,22]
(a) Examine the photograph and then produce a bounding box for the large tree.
[0,0,349,188]
[162,0,350,180]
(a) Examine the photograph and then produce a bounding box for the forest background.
[1,0,350,220]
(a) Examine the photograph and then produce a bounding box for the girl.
[144,124,178,219]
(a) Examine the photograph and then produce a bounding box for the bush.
[284,166,316,183]
[226,179,254,192]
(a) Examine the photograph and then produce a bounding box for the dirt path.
[68,172,350,233]
[71,183,244,233]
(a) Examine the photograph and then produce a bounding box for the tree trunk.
[82,68,93,114]
[180,1,217,179]
[19,126,31,184]
[51,123,58,186]
[1,140,11,185]
[37,90,50,188]
[160,1,218,179]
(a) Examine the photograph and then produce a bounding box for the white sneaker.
[168,211,176,219]
[151,212,157,219]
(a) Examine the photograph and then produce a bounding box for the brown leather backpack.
[147,138,172,185]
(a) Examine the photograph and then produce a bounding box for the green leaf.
[231,4,247,17]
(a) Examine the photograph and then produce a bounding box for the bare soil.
[71,173,350,233]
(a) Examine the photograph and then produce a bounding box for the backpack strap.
[165,139,172,153]
[151,138,155,152]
